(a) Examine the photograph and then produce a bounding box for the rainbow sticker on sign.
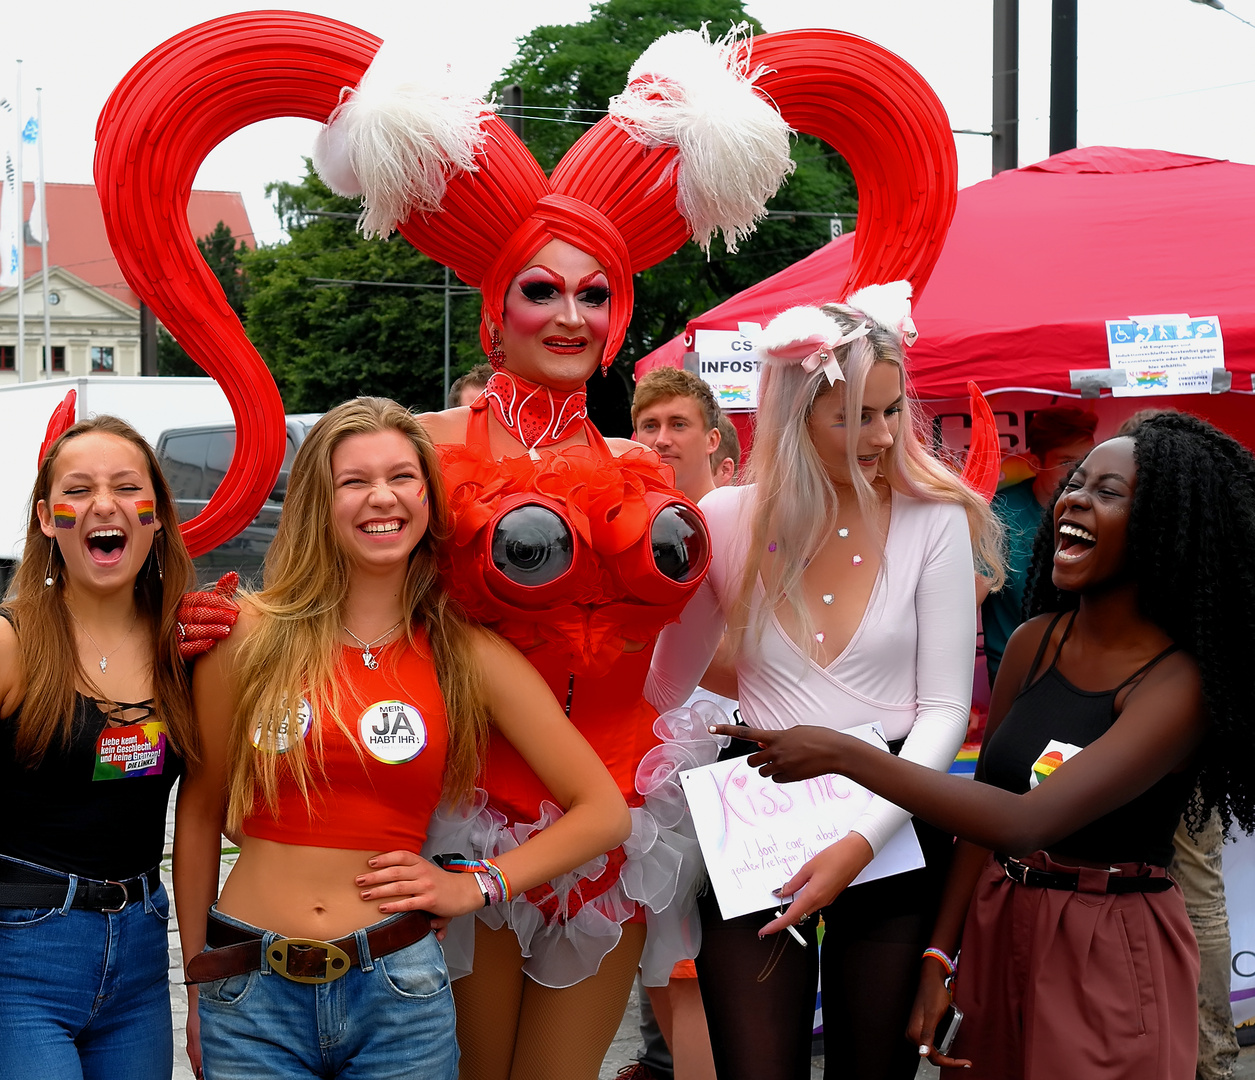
[93,721,168,780]
[1028,739,1083,790]
[135,500,155,526]
[53,504,77,529]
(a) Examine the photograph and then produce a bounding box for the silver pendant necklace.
[342,620,402,670]
[67,609,138,674]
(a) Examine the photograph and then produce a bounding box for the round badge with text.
[359,700,427,764]
[253,697,313,754]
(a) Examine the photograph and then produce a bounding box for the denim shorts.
[0,853,173,1080]
[198,906,458,1080]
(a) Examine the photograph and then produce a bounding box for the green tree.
[242,166,482,413]
[158,221,251,376]
[495,0,857,369]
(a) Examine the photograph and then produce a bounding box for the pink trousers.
[944,851,1199,1080]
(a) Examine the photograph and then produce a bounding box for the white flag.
[22,114,43,244]
[0,97,18,287]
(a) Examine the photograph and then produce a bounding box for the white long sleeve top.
[647,483,976,855]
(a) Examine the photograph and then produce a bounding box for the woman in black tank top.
[0,415,197,1080]
[711,412,1255,1079]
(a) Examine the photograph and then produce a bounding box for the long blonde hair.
[731,303,1003,655]
[7,416,196,765]
[223,397,488,831]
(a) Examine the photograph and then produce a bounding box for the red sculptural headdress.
[93,12,960,554]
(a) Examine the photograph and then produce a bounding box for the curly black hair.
[1022,410,1255,835]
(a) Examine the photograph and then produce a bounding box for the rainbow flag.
[53,504,76,529]
[949,743,980,777]
[135,500,155,526]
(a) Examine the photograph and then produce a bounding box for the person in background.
[446,363,494,409]
[626,366,729,1080]
[981,406,1097,685]
[711,412,742,487]
[632,367,723,506]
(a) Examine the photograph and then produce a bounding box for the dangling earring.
[44,538,56,587]
[600,355,612,377]
[154,540,163,582]
[489,327,505,372]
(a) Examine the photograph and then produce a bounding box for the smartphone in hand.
[935,1003,964,1055]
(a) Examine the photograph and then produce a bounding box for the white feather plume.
[844,281,917,344]
[610,24,795,254]
[312,39,493,239]
[757,305,842,358]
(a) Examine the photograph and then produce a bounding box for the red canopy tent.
[637,147,1255,451]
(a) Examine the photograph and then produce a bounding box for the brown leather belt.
[186,909,431,985]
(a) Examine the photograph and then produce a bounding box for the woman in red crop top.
[0,415,197,1080]
[174,398,630,1080]
[713,413,1255,1079]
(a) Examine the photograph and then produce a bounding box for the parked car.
[157,414,320,586]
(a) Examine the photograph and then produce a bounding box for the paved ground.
[161,801,1255,1079]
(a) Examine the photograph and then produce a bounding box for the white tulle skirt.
[421,702,727,988]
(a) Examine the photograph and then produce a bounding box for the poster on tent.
[1227,828,1255,1028]
[1105,315,1224,397]
[691,324,763,411]
[679,722,925,920]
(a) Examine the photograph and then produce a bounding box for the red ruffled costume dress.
[421,400,724,987]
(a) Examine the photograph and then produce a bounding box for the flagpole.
[36,89,49,380]
[14,62,24,382]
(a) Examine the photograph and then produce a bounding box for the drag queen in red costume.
[313,27,798,1079]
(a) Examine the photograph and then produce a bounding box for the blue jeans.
[198,907,458,1079]
[0,855,173,1080]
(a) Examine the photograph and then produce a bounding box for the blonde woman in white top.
[647,284,1002,1080]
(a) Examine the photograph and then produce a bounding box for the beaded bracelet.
[921,946,957,978]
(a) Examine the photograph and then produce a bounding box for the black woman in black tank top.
[712,413,1255,1078]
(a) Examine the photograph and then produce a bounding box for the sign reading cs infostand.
[690,324,764,411]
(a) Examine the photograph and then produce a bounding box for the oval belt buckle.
[266,937,352,984]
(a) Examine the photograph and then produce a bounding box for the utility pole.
[992,0,1019,174]
[1049,0,1078,155]
[501,85,524,140]
[139,302,158,375]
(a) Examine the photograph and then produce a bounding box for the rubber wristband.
[921,947,956,977]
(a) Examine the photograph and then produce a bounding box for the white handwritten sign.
[680,723,925,919]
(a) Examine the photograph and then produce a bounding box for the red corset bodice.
[436,403,710,817]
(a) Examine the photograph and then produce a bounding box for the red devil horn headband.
[95,13,957,546]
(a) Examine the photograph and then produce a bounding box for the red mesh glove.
[177,572,241,660]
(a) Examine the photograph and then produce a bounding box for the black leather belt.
[0,863,160,912]
[186,909,432,985]
[996,854,1174,894]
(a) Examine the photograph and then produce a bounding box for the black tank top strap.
[1111,643,1181,700]
[1021,610,1073,690]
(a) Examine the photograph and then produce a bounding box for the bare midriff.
[217,836,385,940]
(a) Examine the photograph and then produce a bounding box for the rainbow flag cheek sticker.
[53,504,77,529]
[1029,739,1083,789]
[135,500,155,526]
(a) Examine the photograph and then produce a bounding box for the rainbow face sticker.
[419,486,428,508]
[135,500,155,526]
[53,504,77,529]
